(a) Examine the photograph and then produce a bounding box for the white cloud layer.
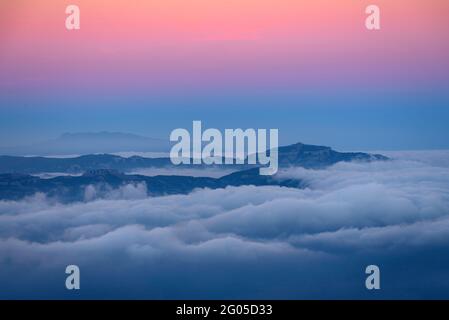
[1,152,449,298]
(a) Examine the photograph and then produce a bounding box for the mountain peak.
[277,142,387,168]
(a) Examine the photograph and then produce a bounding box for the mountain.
[0,142,387,174]
[0,170,217,202]
[275,143,387,168]
[0,154,173,174]
[0,142,388,202]
[0,168,304,202]
[0,132,169,156]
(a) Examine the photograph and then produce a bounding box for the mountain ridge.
[0,142,388,202]
[0,142,388,174]
[0,132,169,156]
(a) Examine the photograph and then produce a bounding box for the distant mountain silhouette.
[0,142,388,202]
[0,132,169,156]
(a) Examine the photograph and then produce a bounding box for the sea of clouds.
[1,151,449,299]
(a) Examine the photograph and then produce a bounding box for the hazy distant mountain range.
[0,142,386,174]
[0,142,387,202]
[0,132,169,156]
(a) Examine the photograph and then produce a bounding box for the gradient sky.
[0,0,448,150]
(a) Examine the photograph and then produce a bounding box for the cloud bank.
[1,153,449,299]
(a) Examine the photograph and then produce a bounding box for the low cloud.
[1,153,449,298]
[83,182,148,201]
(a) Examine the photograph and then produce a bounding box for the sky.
[0,0,448,150]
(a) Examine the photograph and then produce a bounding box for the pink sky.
[1,0,448,95]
